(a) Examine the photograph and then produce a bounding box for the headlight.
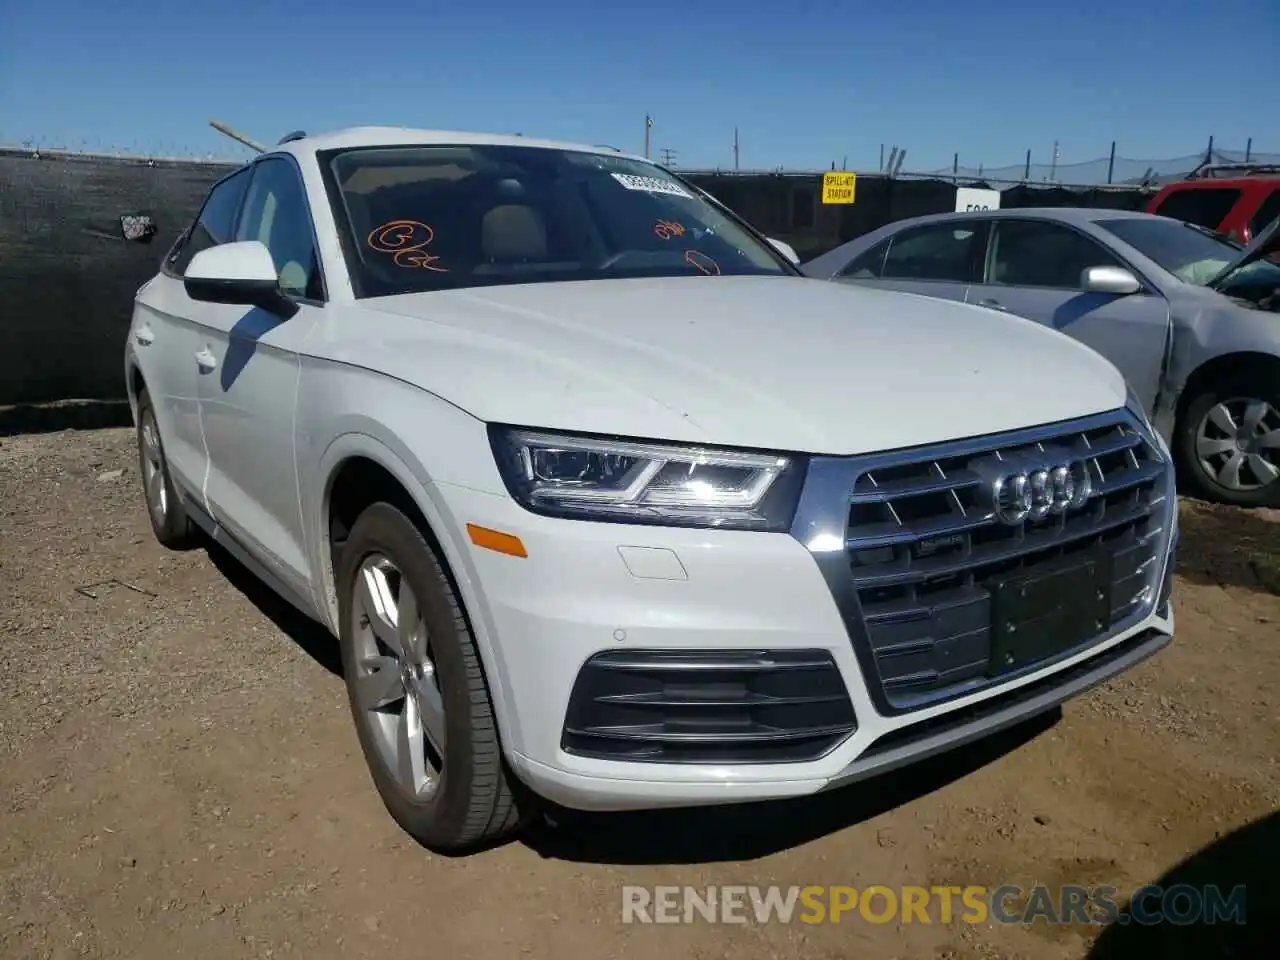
[488,426,808,530]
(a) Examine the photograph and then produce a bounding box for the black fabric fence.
[683,173,1150,263]
[0,150,1150,406]
[0,149,231,405]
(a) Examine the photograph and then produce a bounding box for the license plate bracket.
[986,546,1114,676]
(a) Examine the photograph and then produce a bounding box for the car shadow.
[1088,810,1277,959]
[203,539,343,677]
[521,709,1060,865]
[1174,499,1280,597]
[220,307,288,392]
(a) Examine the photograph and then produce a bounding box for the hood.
[1207,216,1280,290]
[330,276,1127,456]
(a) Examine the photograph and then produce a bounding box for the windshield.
[1096,217,1249,285]
[322,145,793,297]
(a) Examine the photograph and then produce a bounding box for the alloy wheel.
[139,409,168,525]
[1194,397,1280,492]
[350,554,447,799]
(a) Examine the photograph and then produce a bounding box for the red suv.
[1145,163,1280,243]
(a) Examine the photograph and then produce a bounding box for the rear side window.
[881,222,983,282]
[168,167,252,275]
[1249,189,1280,238]
[989,220,1122,289]
[1153,187,1241,231]
[837,237,891,278]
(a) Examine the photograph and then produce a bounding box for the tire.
[135,389,199,549]
[335,501,531,852]
[1174,379,1280,508]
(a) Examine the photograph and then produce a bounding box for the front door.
[134,166,253,496]
[194,156,324,599]
[966,218,1171,413]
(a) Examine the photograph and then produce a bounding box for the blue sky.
[1,0,1275,171]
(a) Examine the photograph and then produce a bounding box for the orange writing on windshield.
[368,220,448,272]
[684,250,720,276]
[654,219,686,240]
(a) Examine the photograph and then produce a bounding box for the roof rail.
[1186,161,1280,180]
[277,130,307,145]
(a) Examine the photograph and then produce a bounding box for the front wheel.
[1175,385,1280,508]
[335,502,531,852]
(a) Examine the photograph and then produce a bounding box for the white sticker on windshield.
[611,173,693,199]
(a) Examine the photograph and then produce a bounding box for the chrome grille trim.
[791,409,1176,717]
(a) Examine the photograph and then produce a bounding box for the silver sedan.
[804,208,1280,507]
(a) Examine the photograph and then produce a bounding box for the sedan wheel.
[350,554,447,799]
[1178,386,1280,508]
[1194,398,1280,493]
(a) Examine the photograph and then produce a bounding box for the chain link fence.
[924,145,1280,187]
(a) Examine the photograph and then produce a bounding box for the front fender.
[297,361,521,754]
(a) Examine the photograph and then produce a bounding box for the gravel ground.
[1,426,1276,960]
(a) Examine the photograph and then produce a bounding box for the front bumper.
[434,414,1177,812]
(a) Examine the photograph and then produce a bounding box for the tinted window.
[990,220,1121,289]
[881,222,982,282]
[1249,189,1280,238]
[837,238,891,278]
[324,145,792,297]
[170,167,251,275]
[1154,187,1241,230]
[235,158,323,300]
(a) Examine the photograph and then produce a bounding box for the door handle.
[977,298,1008,312]
[134,324,155,347]
[194,347,218,372]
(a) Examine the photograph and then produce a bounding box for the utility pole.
[660,147,677,166]
[733,127,740,171]
[644,114,652,159]
[1049,140,1059,182]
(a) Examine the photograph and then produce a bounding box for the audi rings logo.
[979,456,1093,525]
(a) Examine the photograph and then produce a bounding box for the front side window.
[322,145,793,297]
[1153,187,1241,231]
[881,222,983,282]
[989,220,1121,289]
[235,158,323,300]
[169,166,251,274]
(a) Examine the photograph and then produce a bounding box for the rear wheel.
[1175,383,1280,507]
[135,390,198,548]
[335,502,531,852]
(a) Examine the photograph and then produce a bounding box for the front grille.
[561,649,857,763]
[800,411,1173,715]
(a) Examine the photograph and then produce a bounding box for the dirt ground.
[1,425,1276,960]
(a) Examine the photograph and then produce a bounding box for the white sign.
[611,173,693,199]
[955,187,1000,213]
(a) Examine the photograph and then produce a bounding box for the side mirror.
[767,237,801,266]
[1082,265,1141,296]
[184,241,298,317]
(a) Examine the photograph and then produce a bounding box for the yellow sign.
[822,172,856,205]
